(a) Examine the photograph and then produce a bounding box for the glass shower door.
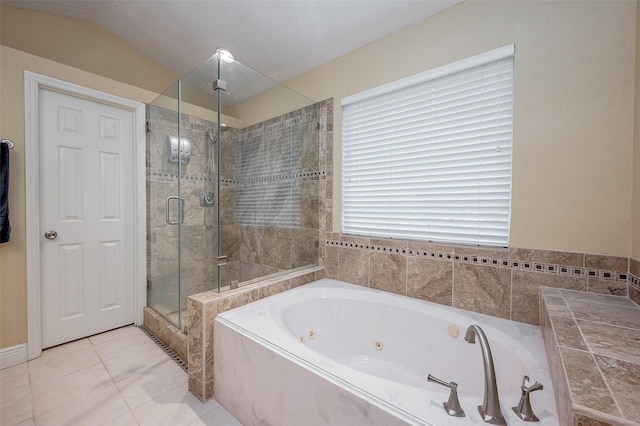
[147,82,184,329]
[177,55,222,306]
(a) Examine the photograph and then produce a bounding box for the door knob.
[44,230,58,240]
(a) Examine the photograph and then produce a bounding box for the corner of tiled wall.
[629,257,640,306]
[539,285,640,424]
[142,306,187,364]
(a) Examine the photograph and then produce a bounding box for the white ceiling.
[3,0,462,84]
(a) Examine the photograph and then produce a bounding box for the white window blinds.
[342,46,514,247]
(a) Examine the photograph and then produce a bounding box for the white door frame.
[25,71,147,360]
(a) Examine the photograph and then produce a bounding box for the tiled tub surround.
[214,279,558,425]
[540,287,640,425]
[187,265,326,402]
[324,235,634,326]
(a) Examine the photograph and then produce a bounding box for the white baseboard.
[0,344,28,369]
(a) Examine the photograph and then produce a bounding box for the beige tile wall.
[323,235,632,326]
[221,103,321,275]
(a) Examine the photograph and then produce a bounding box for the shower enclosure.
[147,50,320,331]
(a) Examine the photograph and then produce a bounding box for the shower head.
[205,124,230,143]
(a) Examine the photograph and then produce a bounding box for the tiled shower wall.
[187,99,332,402]
[147,100,322,324]
[146,105,218,316]
[219,104,321,281]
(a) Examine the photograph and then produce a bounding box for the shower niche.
[146,50,321,331]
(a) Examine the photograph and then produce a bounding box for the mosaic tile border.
[630,272,640,289]
[220,171,326,185]
[231,170,324,186]
[151,170,325,185]
[149,171,214,182]
[325,238,630,284]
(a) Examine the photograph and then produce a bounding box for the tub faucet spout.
[465,325,506,425]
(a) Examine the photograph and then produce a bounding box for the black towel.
[0,143,10,244]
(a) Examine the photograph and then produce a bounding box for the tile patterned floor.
[0,326,241,426]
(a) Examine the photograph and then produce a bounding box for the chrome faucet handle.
[427,374,465,417]
[512,375,544,422]
[465,325,506,425]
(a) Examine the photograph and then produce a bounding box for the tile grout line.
[93,337,142,425]
[560,291,628,422]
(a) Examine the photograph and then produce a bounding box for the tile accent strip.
[227,170,324,185]
[325,238,630,285]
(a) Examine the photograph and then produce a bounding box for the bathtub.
[214,279,558,425]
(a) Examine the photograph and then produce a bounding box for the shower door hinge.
[216,255,228,266]
[213,79,227,92]
[146,120,151,132]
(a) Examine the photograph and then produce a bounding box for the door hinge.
[213,79,227,92]
[146,120,151,132]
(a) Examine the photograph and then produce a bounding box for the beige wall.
[278,0,637,257]
[0,46,160,349]
[0,6,176,94]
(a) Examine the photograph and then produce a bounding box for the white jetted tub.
[214,279,558,425]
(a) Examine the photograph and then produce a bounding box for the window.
[342,45,514,247]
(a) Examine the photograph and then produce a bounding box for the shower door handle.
[166,196,184,225]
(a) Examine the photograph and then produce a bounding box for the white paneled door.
[39,88,135,348]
